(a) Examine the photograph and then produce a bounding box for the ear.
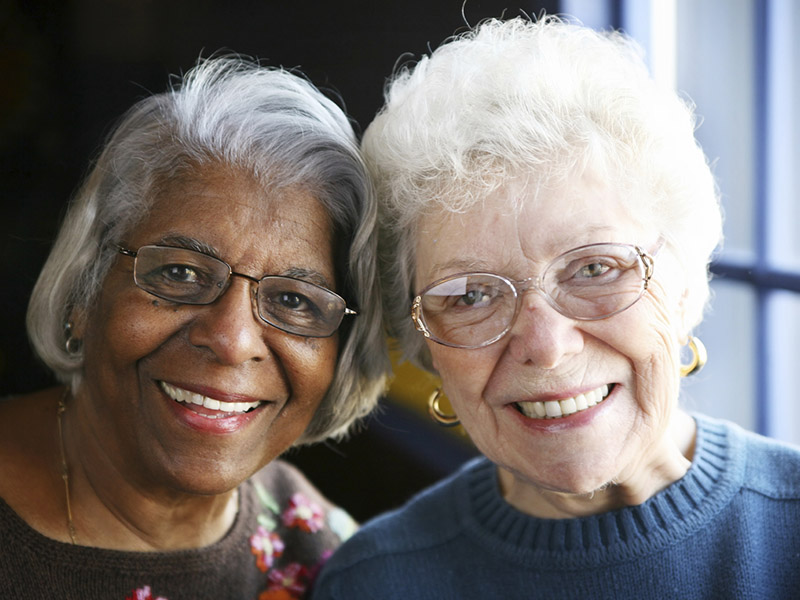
[675,286,692,345]
[67,306,89,340]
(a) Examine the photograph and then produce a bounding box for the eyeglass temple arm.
[116,246,138,258]
[636,246,655,290]
[411,296,431,337]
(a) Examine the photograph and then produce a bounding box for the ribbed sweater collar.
[460,415,741,567]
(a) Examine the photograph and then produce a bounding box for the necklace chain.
[55,388,241,547]
[57,390,78,544]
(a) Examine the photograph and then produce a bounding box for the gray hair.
[362,16,723,371]
[26,56,389,443]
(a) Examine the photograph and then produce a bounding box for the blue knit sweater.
[312,415,800,599]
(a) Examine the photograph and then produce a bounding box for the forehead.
[415,177,654,283]
[127,166,335,277]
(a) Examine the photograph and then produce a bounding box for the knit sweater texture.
[313,415,800,599]
[0,459,356,600]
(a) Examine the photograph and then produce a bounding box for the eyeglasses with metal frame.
[411,242,656,349]
[117,244,356,338]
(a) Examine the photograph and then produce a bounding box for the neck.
[58,391,240,551]
[499,410,696,519]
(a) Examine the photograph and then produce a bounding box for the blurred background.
[1,0,798,522]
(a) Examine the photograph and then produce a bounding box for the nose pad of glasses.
[248,280,268,327]
[218,273,265,328]
[518,279,573,321]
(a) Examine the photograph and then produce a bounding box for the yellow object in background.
[385,348,466,441]
[385,348,439,415]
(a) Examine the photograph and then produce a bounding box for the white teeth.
[516,384,612,420]
[545,401,562,418]
[160,381,261,415]
[560,397,577,415]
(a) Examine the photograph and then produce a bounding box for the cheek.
[284,337,339,404]
[604,284,682,418]
[83,290,175,373]
[600,273,682,361]
[430,342,501,410]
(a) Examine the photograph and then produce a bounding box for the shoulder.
[739,427,800,498]
[249,459,355,531]
[240,460,358,593]
[0,388,66,536]
[253,459,327,503]
[315,457,488,579]
[697,414,800,499]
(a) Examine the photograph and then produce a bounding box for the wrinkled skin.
[415,177,696,518]
[66,167,339,548]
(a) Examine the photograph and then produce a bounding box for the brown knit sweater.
[0,460,355,600]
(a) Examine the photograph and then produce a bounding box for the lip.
[504,383,617,432]
[159,380,274,435]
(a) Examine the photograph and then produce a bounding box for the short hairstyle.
[26,56,389,443]
[362,16,723,371]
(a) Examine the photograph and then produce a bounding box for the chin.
[511,461,620,497]
[156,454,260,497]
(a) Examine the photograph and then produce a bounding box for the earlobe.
[68,307,88,339]
[65,307,89,355]
[675,287,691,345]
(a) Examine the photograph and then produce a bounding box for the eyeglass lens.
[131,245,347,337]
[417,244,648,348]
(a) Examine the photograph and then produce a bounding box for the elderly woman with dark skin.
[312,17,800,599]
[0,57,389,599]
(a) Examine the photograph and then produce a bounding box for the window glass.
[560,0,611,31]
[766,291,800,445]
[684,280,756,431]
[675,0,756,262]
[766,0,800,270]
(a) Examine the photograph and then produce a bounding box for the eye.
[262,287,326,324]
[576,262,611,279]
[162,264,201,284]
[423,275,510,313]
[154,263,220,290]
[457,287,494,307]
[278,291,311,311]
[556,254,634,288]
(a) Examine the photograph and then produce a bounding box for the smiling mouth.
[515,384,613,419]
[160,381,263,419]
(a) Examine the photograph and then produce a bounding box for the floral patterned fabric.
[0,460,356,600]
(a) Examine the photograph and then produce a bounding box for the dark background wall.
[0,0,555,520]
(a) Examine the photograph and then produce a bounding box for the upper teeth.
[516,384,610,419]
[160,381,261,414]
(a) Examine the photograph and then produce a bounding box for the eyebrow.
[282,267,332,288]
[157,234,222,258]
[154,234,333,288]
[428,258,494,277]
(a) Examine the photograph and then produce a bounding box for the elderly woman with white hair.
[312,17,800,599]
[0,57,388,598]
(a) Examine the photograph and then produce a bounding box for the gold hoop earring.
[680,336,707,377]
[427,388,459,427]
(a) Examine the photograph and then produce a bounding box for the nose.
[187,277,271,365]
[505,290,584,368]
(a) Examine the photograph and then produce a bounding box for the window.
[562,0,800,444]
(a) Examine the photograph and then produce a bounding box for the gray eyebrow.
[155,234,332,288]
[282,267,332,289]
[156,234,222,259]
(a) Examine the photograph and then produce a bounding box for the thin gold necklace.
[57,390,78,544]
[55,390,240,547]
